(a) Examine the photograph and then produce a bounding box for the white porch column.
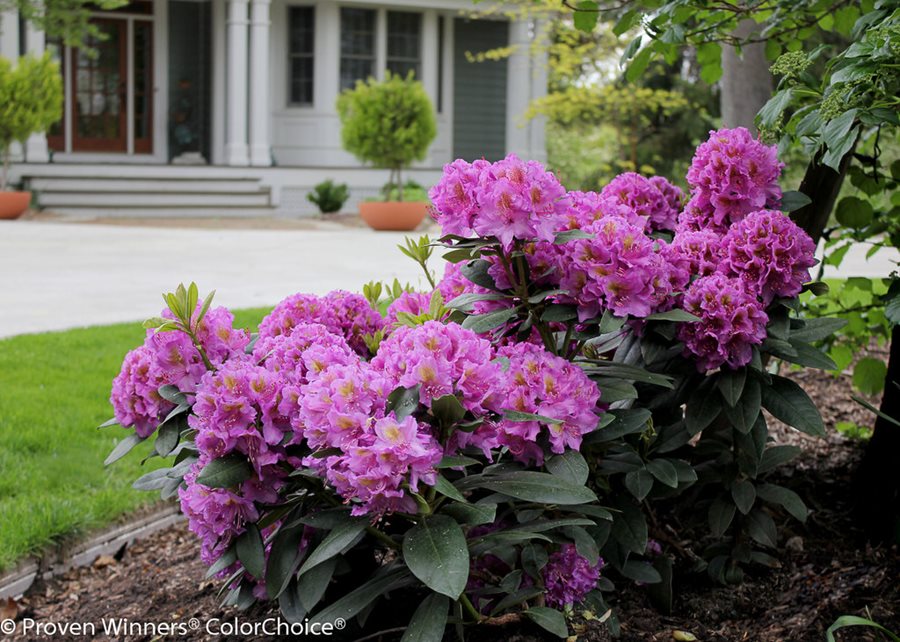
[248,0,271,166]
[421,11,438,104]
[224,0,250,166]
[505,19,531,159]
[25,23,50,163]
[1,10,24,162]
[528,20,548,163]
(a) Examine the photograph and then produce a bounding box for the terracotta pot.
[359,201,428,231]
[0,191,31,219]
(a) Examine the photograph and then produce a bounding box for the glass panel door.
[133,20,153,153]
[72,18,128,152]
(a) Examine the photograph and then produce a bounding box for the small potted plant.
[0,53,63,219]
[337,71,436,231]
[307,179,350,215]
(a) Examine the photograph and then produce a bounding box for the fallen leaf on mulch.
[0,597,17,621]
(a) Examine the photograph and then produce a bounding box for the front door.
[68,16,153,153]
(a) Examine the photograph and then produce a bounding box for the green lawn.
[0,308,270,571]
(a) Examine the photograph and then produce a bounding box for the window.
[288,6,315,105]
[340,7,376,91]
[386,11,421,79]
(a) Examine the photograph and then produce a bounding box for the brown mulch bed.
[5,367,898,642]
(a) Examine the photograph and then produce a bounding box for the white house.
[1,0,547,216]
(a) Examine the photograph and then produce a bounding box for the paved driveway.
[0,221,433,338]
[0,220,897,338]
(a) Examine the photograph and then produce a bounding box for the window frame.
[338,6,377,92]
[287,4,316,107]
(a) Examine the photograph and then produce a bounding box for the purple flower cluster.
[722,209,817,303]
[680,127,784,232]
[110,306,249,437]
[599,172,682,231]
[542,544,604,608]
[429,155,569,250]
[495,343,601,464]
[385,290,432,326]
[560,216,677,319]
[677,274,769,371]
[258,290,385,356]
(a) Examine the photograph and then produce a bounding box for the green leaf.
[757,88,794,128]
[525,607,568,638]
[541,304,579,322]
[154,420,180,457]
[609,498,647,555]
[266,524,306,600]
[827,615,900,642]
[196,454,253,488]
[852,357,887,395]
[442,502,496,526]
[297,519,367,578]
[685,386,721,434]
[722,378,761,434]
[591,408,651,442]
[386,385,421,421]
[791,317,847,342]
[433,474,467,503]
[761,375,825,437]
[104,433,144,466]
[236,524,265,579]
[478,472,598,505]
[278,580,307,624]
[625,469,654,501]
[546,450,589,486]
[158,384,187,404]
[502,409,563,425]
[717,369,746,407]
[401,594,449,642]
[431,394,466,426]
[625,47,652,83]
[757,445,801,474]
[645,308,699,322]
[785,341,839,370]
[780,190,812,212]
[97,417,119,429]
[402,515,469,599]
[708,497,735,537]
[461,307,517,333]
[620,560,662,584]
[646,459,679,488]
[298,557,337,612]
[731,480,756,515]
[756,483,807,522]
[310,568,412,625]
[745,508,777,548]
[835,196,874,229]
[437,455,480,469]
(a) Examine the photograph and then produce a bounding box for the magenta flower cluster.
[679,127,784,233]
[110,305,249,437]
[599,172,683,231]
[541,544,604,608]
[257,290,385,356]
[429,155,569,250]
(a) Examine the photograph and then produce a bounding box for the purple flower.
[258,291,385,356]
[680,127,784,232]
[722,209,817,303]
[495,342,601,464]
[430,155,568,250]
[110,345,173,438]
[677,273,769,372]
[599,172,683,232]
[385,291,433,326]
[252,322,355,385]
[542,544,604,608]
[670,228,726,278]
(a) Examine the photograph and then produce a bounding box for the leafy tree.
[567,0,900,541]
[1,0,127,47]
[0,52,63,190]
[336,72,437,202]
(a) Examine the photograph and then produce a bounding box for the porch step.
[22,172,276,216]
[44,206,279,218]
[38,190,271,208]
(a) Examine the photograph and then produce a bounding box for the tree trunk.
[853,325,900,543]
[720,20,773,132]
[792,148,854,243]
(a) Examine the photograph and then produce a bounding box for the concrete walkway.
[0,221,434,338]
[0,220,897,339]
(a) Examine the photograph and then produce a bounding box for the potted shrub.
[0,53,63,219]
[337,71,437,231]
[307,179,350,215]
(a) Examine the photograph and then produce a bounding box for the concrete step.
[46,205,278,218]
[38,190,271,208]
[28,177,263,193]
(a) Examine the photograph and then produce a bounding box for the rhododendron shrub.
[102,129,839,640]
